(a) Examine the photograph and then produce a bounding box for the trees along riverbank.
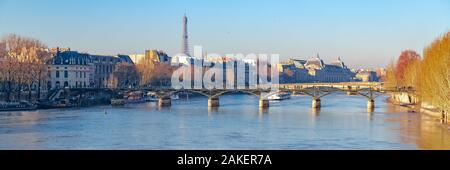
[0,34,51,102]
[385,32,450,122]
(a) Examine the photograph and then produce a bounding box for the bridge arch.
[210,90,262,99]
[156,89,212,98]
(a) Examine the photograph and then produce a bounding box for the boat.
[171,93,179,100]
[267,91,291,100]
[144,92,179,102]
[145,92,159,102]
[0,101,37,111]
[111,99,126,106]
[124,91,146,104]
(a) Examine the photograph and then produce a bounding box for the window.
[56,71,60,78]
[84,72,86,78]
[47,81,52,90]
[64,71,68,78]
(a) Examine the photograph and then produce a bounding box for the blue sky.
[1,0,449,68]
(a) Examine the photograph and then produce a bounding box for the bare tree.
[0,34,49,102]
[136,56,173,88]
[110,62,139,89]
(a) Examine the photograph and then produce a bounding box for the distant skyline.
[1,0,449,68]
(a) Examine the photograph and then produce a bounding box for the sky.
[0,0,449,68]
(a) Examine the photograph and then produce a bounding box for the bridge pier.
[367,99,375,110]
[312,98,321,108]
[347,91,357,95]
[259,99,269,108]
[208,97,220,108]
[158,97,171,107]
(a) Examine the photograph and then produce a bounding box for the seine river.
[1,94,449,150]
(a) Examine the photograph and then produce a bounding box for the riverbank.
[389,92,449,123]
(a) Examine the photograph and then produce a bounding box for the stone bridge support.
[259,99,269,108]
[312,98,321,109]
[367,99,375,110]
[208,97,220,108]
[158,97,171,107]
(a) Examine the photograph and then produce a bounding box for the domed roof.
[305,54,325,69]
[329,57,347,69]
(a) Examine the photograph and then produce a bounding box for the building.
[117,54,134,63]
[47,50,93,89]
[305,56,354,82]
[90,54,133,88]
[376,68,387,81]
[278,55,355,83]
[129,54,145,64]
[47,48,134,89]
[145,50,171,63]
[181,14,189,56]
[278,60,311,83]
[129,50,170,64]
[49,47,70,54]
[356,70,380,82]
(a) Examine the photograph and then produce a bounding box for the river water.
[1,94,449,150]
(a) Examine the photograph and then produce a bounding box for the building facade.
[145,50,171,63]
[278,55,356,83]
[90,54,134,88]
[47,50,93,89]
[356,70,380,82]
[47,48,134,89]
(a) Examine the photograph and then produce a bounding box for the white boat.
[145,92,159,102]
[125,91,146,104]
[144,92,179,102]
[0,101,37,111]
[171,94,179,100]
[267,92,291,100]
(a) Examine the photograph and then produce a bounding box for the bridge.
[142,82,413,112]
[48,82,413,111]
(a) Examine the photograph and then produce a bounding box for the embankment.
[389,92,448,122]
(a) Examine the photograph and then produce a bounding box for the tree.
[395,50,420,86]
[109,62,139,89]
[384,61,399,89]
[403,59,421,88]
[418,32,450,114]
[136,56,173,87]
[152,62,173,86]
[0,34,49,102]
[136,56,156,87]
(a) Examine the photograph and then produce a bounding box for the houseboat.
[0,101,37,111]
[267,91,292,100]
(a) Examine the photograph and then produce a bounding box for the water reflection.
[367,112,374,122]
[207,107,219,113]
[367,107,374,113]
[0,94,449,149]
[311,107,321,115]
[258,108,269,114]
[383,102,450,150]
